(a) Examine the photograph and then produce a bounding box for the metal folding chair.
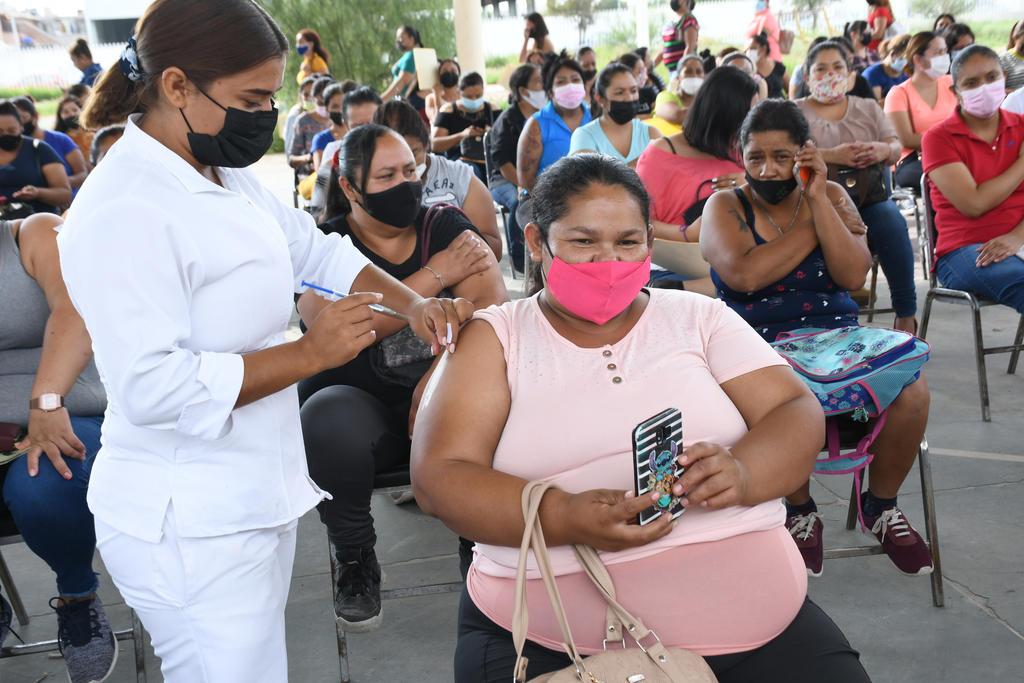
[0,513,148,681]
[917,176,1024,421]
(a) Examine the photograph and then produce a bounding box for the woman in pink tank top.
[411,154,872,683]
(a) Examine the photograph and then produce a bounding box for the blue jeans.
[937,244,1024,313]
[490,182,524,273]
[1,416,103,597]
[860,198,917,318]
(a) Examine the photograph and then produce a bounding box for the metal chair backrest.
[920,174,939,288]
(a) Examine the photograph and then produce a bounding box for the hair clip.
[119,37,144,83]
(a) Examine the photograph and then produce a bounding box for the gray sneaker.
[50,595,118,683]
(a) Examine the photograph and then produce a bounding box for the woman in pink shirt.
[411,155,872,682]
[884,31,955,189]
[746,0,782,62]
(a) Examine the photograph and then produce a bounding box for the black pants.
[299,384,410,549]
[894,153,922,191]
[454,588,871,683]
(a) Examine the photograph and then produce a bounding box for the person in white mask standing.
[884,30,956,190]
[924,44,1024,315]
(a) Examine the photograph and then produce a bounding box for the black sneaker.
[50,595,118,683]
[334,547,382,633]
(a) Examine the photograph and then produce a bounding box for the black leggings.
[299,384,410,549]
[454,589,871,683]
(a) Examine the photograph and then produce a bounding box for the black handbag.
[366,203,466,388]
[682,178,714,226]
[827,162,888,208]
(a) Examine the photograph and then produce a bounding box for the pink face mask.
[552,83,586,109]
[545,254,651,325]
[809,71,849,104]
[960,77,1006,119]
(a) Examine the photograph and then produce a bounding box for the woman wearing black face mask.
[425,58,461,123]
[54,94,94,167]
[55,2,475,680]
[303,123,507,632]
[845,20,880,73]
[569,63,661,168]
[0,100,72,216]
[703,100,933,583]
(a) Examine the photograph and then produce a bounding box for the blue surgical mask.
[297,45,309,56]
[755,0,767,11]
[890,56,907,72]
[950,49,963,64]
[461,97,485,111]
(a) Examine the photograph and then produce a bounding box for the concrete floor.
[2,154,1022,682]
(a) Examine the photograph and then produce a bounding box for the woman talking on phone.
[56,1,472,681]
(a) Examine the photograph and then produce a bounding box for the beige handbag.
[512,481,719,683]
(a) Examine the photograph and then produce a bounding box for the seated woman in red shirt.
[923,44,1024,313]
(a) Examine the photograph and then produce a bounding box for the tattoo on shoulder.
[728,208,750,233]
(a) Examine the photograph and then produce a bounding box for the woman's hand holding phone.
[551,488,675,552]
[794,141,826,200]
[671,442,750,510]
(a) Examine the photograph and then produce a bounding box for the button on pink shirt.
[467,289,807,655]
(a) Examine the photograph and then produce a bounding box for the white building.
[84,0,147,44]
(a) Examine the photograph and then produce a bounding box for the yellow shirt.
[297,54,328,83]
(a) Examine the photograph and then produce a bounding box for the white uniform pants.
[95,506,298,683]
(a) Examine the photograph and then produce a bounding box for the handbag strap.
[512,481,693,682]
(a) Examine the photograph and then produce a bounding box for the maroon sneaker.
[863,503,934,576]
[786,511,824,578]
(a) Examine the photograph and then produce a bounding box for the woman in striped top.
[657,0,699,77]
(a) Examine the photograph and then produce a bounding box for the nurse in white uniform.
[56,1,473,680]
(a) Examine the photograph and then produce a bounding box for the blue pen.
[301,281,407,321]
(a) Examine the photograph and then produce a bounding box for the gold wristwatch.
[29,393,65,412]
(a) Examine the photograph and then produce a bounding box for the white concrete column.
[453,0,486,78]
[634,0,650,49]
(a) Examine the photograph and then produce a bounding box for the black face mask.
[61,115,80,129]
[606,99,641,125]
[396,40,406,52]
[329,111,345,126]
[180,87,278,168]
[746,173,799,204]
[357,180,423,228]
[0,134,20,151]
[22,120,36,136]
[440,71,459,88]
[582,69,597,82]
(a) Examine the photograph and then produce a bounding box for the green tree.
[258,0,456,101]
[547,0,597,45]
[909,0,975,24]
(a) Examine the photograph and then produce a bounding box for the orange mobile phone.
[798,165,811,190]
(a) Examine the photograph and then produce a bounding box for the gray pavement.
[2,154,1022,682]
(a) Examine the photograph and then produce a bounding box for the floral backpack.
[771,327,929,527]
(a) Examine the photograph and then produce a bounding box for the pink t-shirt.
[747,10,782,62]
[466,289,806,655]
[635,144,743,226]
[884,75,957,160]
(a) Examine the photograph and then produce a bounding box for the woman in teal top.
[569,62,662,167]
[382,25,425,114]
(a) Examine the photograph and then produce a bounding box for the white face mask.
[924,53,950,79]
[522,88,548,110]
[415,161,427,178]
[746,49,761,64]
[680,77,703,96]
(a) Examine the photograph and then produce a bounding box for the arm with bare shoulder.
[411,320,674,551]
[517,117,543,191]
[698,190,817,292]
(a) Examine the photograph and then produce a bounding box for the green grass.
[0,86,64,101]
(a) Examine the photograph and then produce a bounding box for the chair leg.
[867,260,880,323]
[1008,315,1024,375]
[131,609,147,683]
[328,543,351,683]
[969,299,992,421]
[916,437,945,607]
[845,476,862,531]
[919,291,935,340]
[0,548,28,627]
